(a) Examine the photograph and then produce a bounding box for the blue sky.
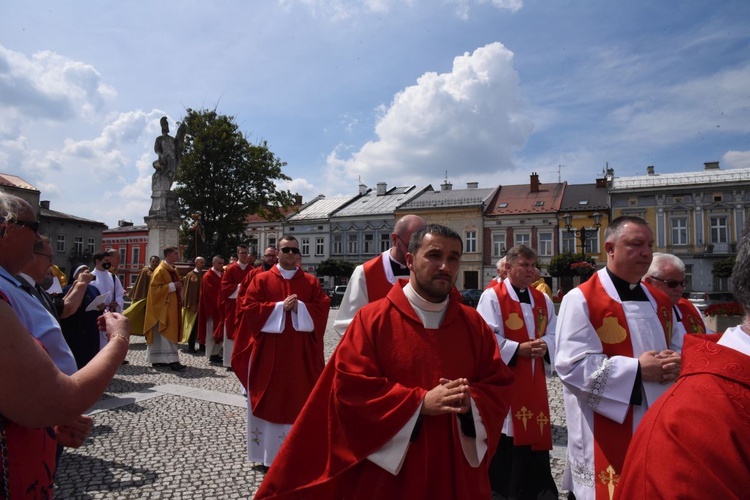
[1,0,749,227]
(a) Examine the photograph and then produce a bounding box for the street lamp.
[563,212,603,259]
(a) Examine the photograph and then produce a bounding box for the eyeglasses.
[280,247,300,255]
[650,276,686,289]
[11,219,40,233]
[34,252,54,262]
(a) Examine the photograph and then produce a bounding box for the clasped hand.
[422,378,471,416]
[518,338,547,358]
[639,349,681,384]
[283,294,298,312]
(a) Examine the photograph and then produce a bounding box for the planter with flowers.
[570,261,596,277]
[704,302,744,333]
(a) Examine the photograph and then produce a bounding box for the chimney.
[704,161,720,171]
[440,181,452,191]
[40,200,50,210]
[647,166,655,175]
[359,183,368,195]
[376,182,387,196]
[466,182,479,189]
[595,177,607,187]
[294,194,302,206]
[530,172,539,193]
[118,220,134,227]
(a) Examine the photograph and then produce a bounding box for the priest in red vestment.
[232,235,330,468]
[254,224,513,499]
[198,255,224,362]
[617,230,750,499]
[333,214,425,336]
[214,244,252,368]
[643,252,708,337]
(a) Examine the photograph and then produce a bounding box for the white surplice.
[554,268,682,500]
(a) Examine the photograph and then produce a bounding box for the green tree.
[316,258,357,284]
[712,256,735,278]
[174,108,296,259]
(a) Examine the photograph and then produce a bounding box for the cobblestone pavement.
[56,309,569,499]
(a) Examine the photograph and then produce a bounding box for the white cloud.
[723,150,750,169]
[0,45,115,124]
[276,0,520,20]
[324,42,532,191]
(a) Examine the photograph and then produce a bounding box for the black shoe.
[121,360,130,365]
[169,362,186,371]
[226,366,233,372]
[198,344,206,352]
[152,362,169,368]
[209,354,223,364]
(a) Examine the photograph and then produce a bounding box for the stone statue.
[150,116,187,217]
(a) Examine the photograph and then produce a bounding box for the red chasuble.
[362,254,394,302]
[492,281,552,450]
[213,262,250,342]
[254,283,514,500]
[676,297,707,334]
[616,333,750,499]
[581,274,671,500]
[231,266,330,424]
[198,269,222,344]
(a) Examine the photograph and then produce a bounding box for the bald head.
[391,214,426,264]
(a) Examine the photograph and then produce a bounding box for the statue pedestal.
[145,216,181,261]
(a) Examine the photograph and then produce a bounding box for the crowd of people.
[2,195,748,499]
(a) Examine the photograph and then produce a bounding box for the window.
[87,238,96,254]
[538,233,553,256]
[363,234,374,254]
[584,228,600,254]
[498,203,508,208]
[301,238,310,256]
[119,248,126,264]
[268,235,277,248]
[465,230,477,253]
[515,233,530,247]
[347,236,357,254]
[74,236,84,253]
[670,217,688,246]
[315,237,324,256]
[561,231,575,253]
[534,201,544,207]
[129,274,138,288]
[380,234,390,253]
[492,232,506,257]
[333,235,343,254]
[709,216,728,244]
[132,247,140,264]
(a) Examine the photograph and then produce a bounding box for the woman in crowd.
[0,191,130,497]
[60,265,105,369]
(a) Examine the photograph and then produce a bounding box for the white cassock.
[554,269,682,500]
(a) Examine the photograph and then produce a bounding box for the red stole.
[677,298,707,334]
[493,282,552,450]
[363,254,394,302]
[581,273,671,499]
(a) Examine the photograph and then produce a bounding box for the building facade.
[101,222,149,292]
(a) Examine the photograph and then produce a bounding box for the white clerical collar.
[276,264,298,279]
[403,282,448,329]
[237,261,248,270]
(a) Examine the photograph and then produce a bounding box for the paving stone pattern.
[55,310,569,499]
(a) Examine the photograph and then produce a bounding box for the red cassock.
[254,283,514,499]
[213,262,250,342]
[616,333,750,499]
[197,269,222,344]
[231,266,330,424]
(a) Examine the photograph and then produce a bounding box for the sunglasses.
[12,219,41,233]
[650,276,686,289]
[280,247,300,255]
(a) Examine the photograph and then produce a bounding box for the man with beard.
[254,225,513,498]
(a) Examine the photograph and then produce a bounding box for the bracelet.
[109,333,129,343]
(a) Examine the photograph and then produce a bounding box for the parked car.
[686,291,735,312]
[331,285,347,308]
[460,289,483,308]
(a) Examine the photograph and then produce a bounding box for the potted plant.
[704,301,744,333]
